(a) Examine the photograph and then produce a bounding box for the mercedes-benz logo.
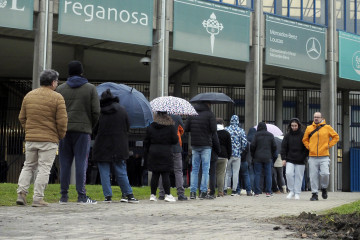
[306,37,321,60]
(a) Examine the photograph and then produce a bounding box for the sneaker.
[178,195,188,201]
[127,196,139,204]
[78,196,97,204]
[150,194,157,201]
[223,189,228,196]
[190,192,196,199]
[310,193,318,201]
[158,196,165,200]
[294,194,300,200]
[199,192,207,200]
[286,192,295,199]
[231,191,238,196]
[59,195,68,205]
[246,192,253,196]
[217,192,224,197]
[32,199,49,207]
[103,196,112,203]
[266,193,272,197]
[16,192,27,206]
[164,194,176,202]
[321,188,328,199]
[120,194,128,203]
[205,194,215,200]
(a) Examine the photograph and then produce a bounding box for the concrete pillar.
[275,78,283,129]
[189,62,199,99]
[321,0,337,192]
[342,90,350,191]
[32,0,53,89]
[245,0,263,132]
[150,0,170,100]
[173,75,182,98]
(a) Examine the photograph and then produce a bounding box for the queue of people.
[15,62,339,206]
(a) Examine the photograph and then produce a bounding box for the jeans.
[249,163,255,192]
[98,161,133,198]
[308,156,330,193]
[190,146,212,193]
[237,161,251,193]
[224,157,241,191]
[254,162,272,195]
[286,162,305,194]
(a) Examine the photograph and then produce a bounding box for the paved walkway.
[0,191,359,239]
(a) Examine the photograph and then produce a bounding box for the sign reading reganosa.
[58,0,153,46]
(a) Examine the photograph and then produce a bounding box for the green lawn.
[0,183,189,206]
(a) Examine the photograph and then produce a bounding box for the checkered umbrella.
[150,96,198,115]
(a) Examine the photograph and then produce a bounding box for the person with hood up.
[57,60,100,204]
[281,118,308,200]
[224,115,247,196]
[144,112,178,202]
[302,112,339,201]
[250,122,277,197]
[92,89,139,203]
[185,102,217,200]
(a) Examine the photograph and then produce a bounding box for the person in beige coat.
[16,69,68,207]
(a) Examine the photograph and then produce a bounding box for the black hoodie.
[250,122,277,163]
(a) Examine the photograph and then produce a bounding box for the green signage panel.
[339,31,360,81]
[58,0,153,46]
[0,0,33,30]
[173,0,250,61]
[265,15,326,74]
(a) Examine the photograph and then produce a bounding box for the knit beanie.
[68,61,84,76]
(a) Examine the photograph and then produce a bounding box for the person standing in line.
[250,122,277,197]
[281,118,308,200]
[224,115,247,196]
[185,102,217,200]
[16,69,68,207]
[302,112,339,201]
[215,118,232,197]
[272,136,287,194]
[145,112,178,202]
[158,115,188,201]
[57,60,100,204]
[92,89,139,204]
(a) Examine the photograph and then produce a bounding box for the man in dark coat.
[92,89,139,203]
[185,102,216,199]
[250,122,277,197]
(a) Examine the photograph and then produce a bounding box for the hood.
[230,115,240,127]
[257,122,267,132]
[288,118,302,134]
[66,76,88,88]
[247,127,257,142]
[101,102,117,114]
[225,115,242,133]
[193,102,210,112]
[153,113,174,128]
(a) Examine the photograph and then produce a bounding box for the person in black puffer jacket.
[185,102,216,199]
[281,118,308,200]
[250,122,277,197]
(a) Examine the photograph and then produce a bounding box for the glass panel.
[348,0,356,33]
[221,0,237,4]
[289,0,301,19]
[281,0,289,16]
[303,0,314,23]
[263,0,275,13]
[315,0,325,25]
[336,0,345,30]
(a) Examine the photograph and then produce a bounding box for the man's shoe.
[158,196,165,200]
[266,193,272,197]
[103,196,112,203]
[78,196,97,204]
[321,188,328,199]
[246,192,253,196]
[32,199,49,207]
[120,194,128,203]
[16,192,27,206]
[205,194,215,200]
[199,192,207,200]
[59,195,68,205]
[164,194,176,202]
[217,192,224,197]
[190,192,196,199]
[294,194,300,200]
[149,194,157,201]
[231,191,238,196]
[127,195,139,204]
[310,193,318,201]
[178,195,188,201]
[286,192,295,199]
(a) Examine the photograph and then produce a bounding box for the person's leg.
[249,163,255,191]
[275,167,285,191]
[97,162,112,198]
[231,157,241,192]
[199,148,212,194]
[172,153,185,197]
[161,172,171,195]
[308,157,320,194]
[285,162,295,193]
[216,158,227,194]
[272,167,279,192]
[17,142,38,196]
[253,162,262,195]
[151,171,161,195]
[319,157,330,189]
[240,161,252,193]
[209,159,217,195]
[113,160,133,196]
[294,164,306,194]
[33,142,58,202]
[264,162,272,194]
[59,134,74,198]
[224,157,234,191]
[158,176,165,198]
[190,148,201,193]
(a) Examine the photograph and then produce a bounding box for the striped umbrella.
[150,96,198,115]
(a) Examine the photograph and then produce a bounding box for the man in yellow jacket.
[17,69,68,207]
[302,112,339,201]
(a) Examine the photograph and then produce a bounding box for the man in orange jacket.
[302,112,339,201]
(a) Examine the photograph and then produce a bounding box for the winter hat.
[100,89,119,107]
[68,60,84,76]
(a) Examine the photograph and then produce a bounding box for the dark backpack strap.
[308,124,325,139]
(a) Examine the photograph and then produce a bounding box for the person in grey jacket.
[57,60,100,204]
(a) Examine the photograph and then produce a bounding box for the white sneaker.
[149,194,157,201]
[294,194,300,200]
[286,192,295,199]
[164,194,176,202]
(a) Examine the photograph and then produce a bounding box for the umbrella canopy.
[254,123,283,136]
[190,92,234,103]
[150,96,198,115]
[96,82,153,128]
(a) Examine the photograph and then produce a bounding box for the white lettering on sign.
[10,0,25,11]
[64,1,149,25]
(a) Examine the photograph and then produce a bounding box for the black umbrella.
[189,92,234,103]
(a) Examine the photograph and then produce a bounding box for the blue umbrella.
[96,82,153,128]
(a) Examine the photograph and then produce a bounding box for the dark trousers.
[151,171,170,195]
[209,160,217,195]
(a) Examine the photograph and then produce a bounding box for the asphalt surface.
[0,191,359,239]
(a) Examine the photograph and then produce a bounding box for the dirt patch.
[272,212,360,239]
